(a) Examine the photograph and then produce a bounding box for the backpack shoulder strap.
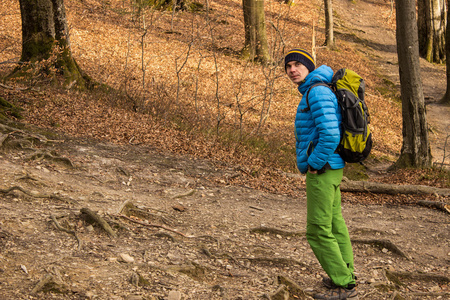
[301,82,332,113]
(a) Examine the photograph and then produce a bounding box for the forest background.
[2,0,410,188]
[1,0,449,194]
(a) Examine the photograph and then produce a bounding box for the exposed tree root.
[382,269,450,298]
[17,172,45,184]
[130,271,151,287]
[153,231,176,242]
[389,291,405,300]
[50,215,82,251]
[352,239,409,258]
[250,226,305,238]
[172,189,195,199]
[409,291,449,298]
[30,273,69,295]
[238,256,312,270]
[28,150,74,168]
[266,284,290,300]
[0,185,74,204]
[0,133,7,146]
[415,200,450,214]
[341,177,450,197]
[117,214,189,238]
[351,227,386,236]
[80,207,117,238]
[31,274,54,295]
[0,123,59,145]
[386,269,450,284]
[118,200,174,225]
[276,275,307,299]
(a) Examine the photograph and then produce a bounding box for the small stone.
[20,265,28,274]
[429,285,441,292]
[126,296,143,300]
[172,204,186,212]
[119,253,135,263]
[168,290,182,300]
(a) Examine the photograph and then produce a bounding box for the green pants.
[306,168,356,288]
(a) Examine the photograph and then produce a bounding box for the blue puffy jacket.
[295,65,345,174]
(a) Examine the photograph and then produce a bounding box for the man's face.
[286,61,309,85]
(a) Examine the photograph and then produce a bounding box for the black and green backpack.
[303,68,372,163]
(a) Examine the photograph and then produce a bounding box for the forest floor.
[0,0,449,300]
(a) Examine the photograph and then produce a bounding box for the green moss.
[187,1,204,12]
[343,162,369,181]
[8,35,93,91]
[21,33,54,62]
[0,96,23,119]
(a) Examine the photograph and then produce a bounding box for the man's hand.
[308,166,318,174]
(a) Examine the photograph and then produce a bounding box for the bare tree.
[442,4,450,104]
[16,0,89,88]
[394,0,432,168]
[418,0,447,63]
[242,0,270,63]
[323,0,334,47]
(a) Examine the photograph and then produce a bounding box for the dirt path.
[0,130,449,300]
[334,0,450,168]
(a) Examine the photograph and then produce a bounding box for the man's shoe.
[322,277,338,289]
[314,286,358,300]
[322,275,358,289]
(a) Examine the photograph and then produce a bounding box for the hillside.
[0,0,449,299]
[1,0,402,169]
[2,0,448,194]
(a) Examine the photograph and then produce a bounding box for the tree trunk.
[17,0,89,88]
[442,4,450,104]
[242,0,270,64]
[417,0,447,63]
[324,0,334,47]
[394,0,432,168]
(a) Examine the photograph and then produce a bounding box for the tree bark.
[442,4,450,104]
[242,0,270,64]
[324,0,334,47]
[417,0,447,63]
[394,0,432,168]
[16,0,89,88]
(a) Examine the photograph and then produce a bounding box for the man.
[285,48,358,300]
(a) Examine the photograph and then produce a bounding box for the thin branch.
[175,42,192,105]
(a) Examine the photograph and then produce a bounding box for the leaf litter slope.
[0,0,449,299]
[2,0,447,195]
